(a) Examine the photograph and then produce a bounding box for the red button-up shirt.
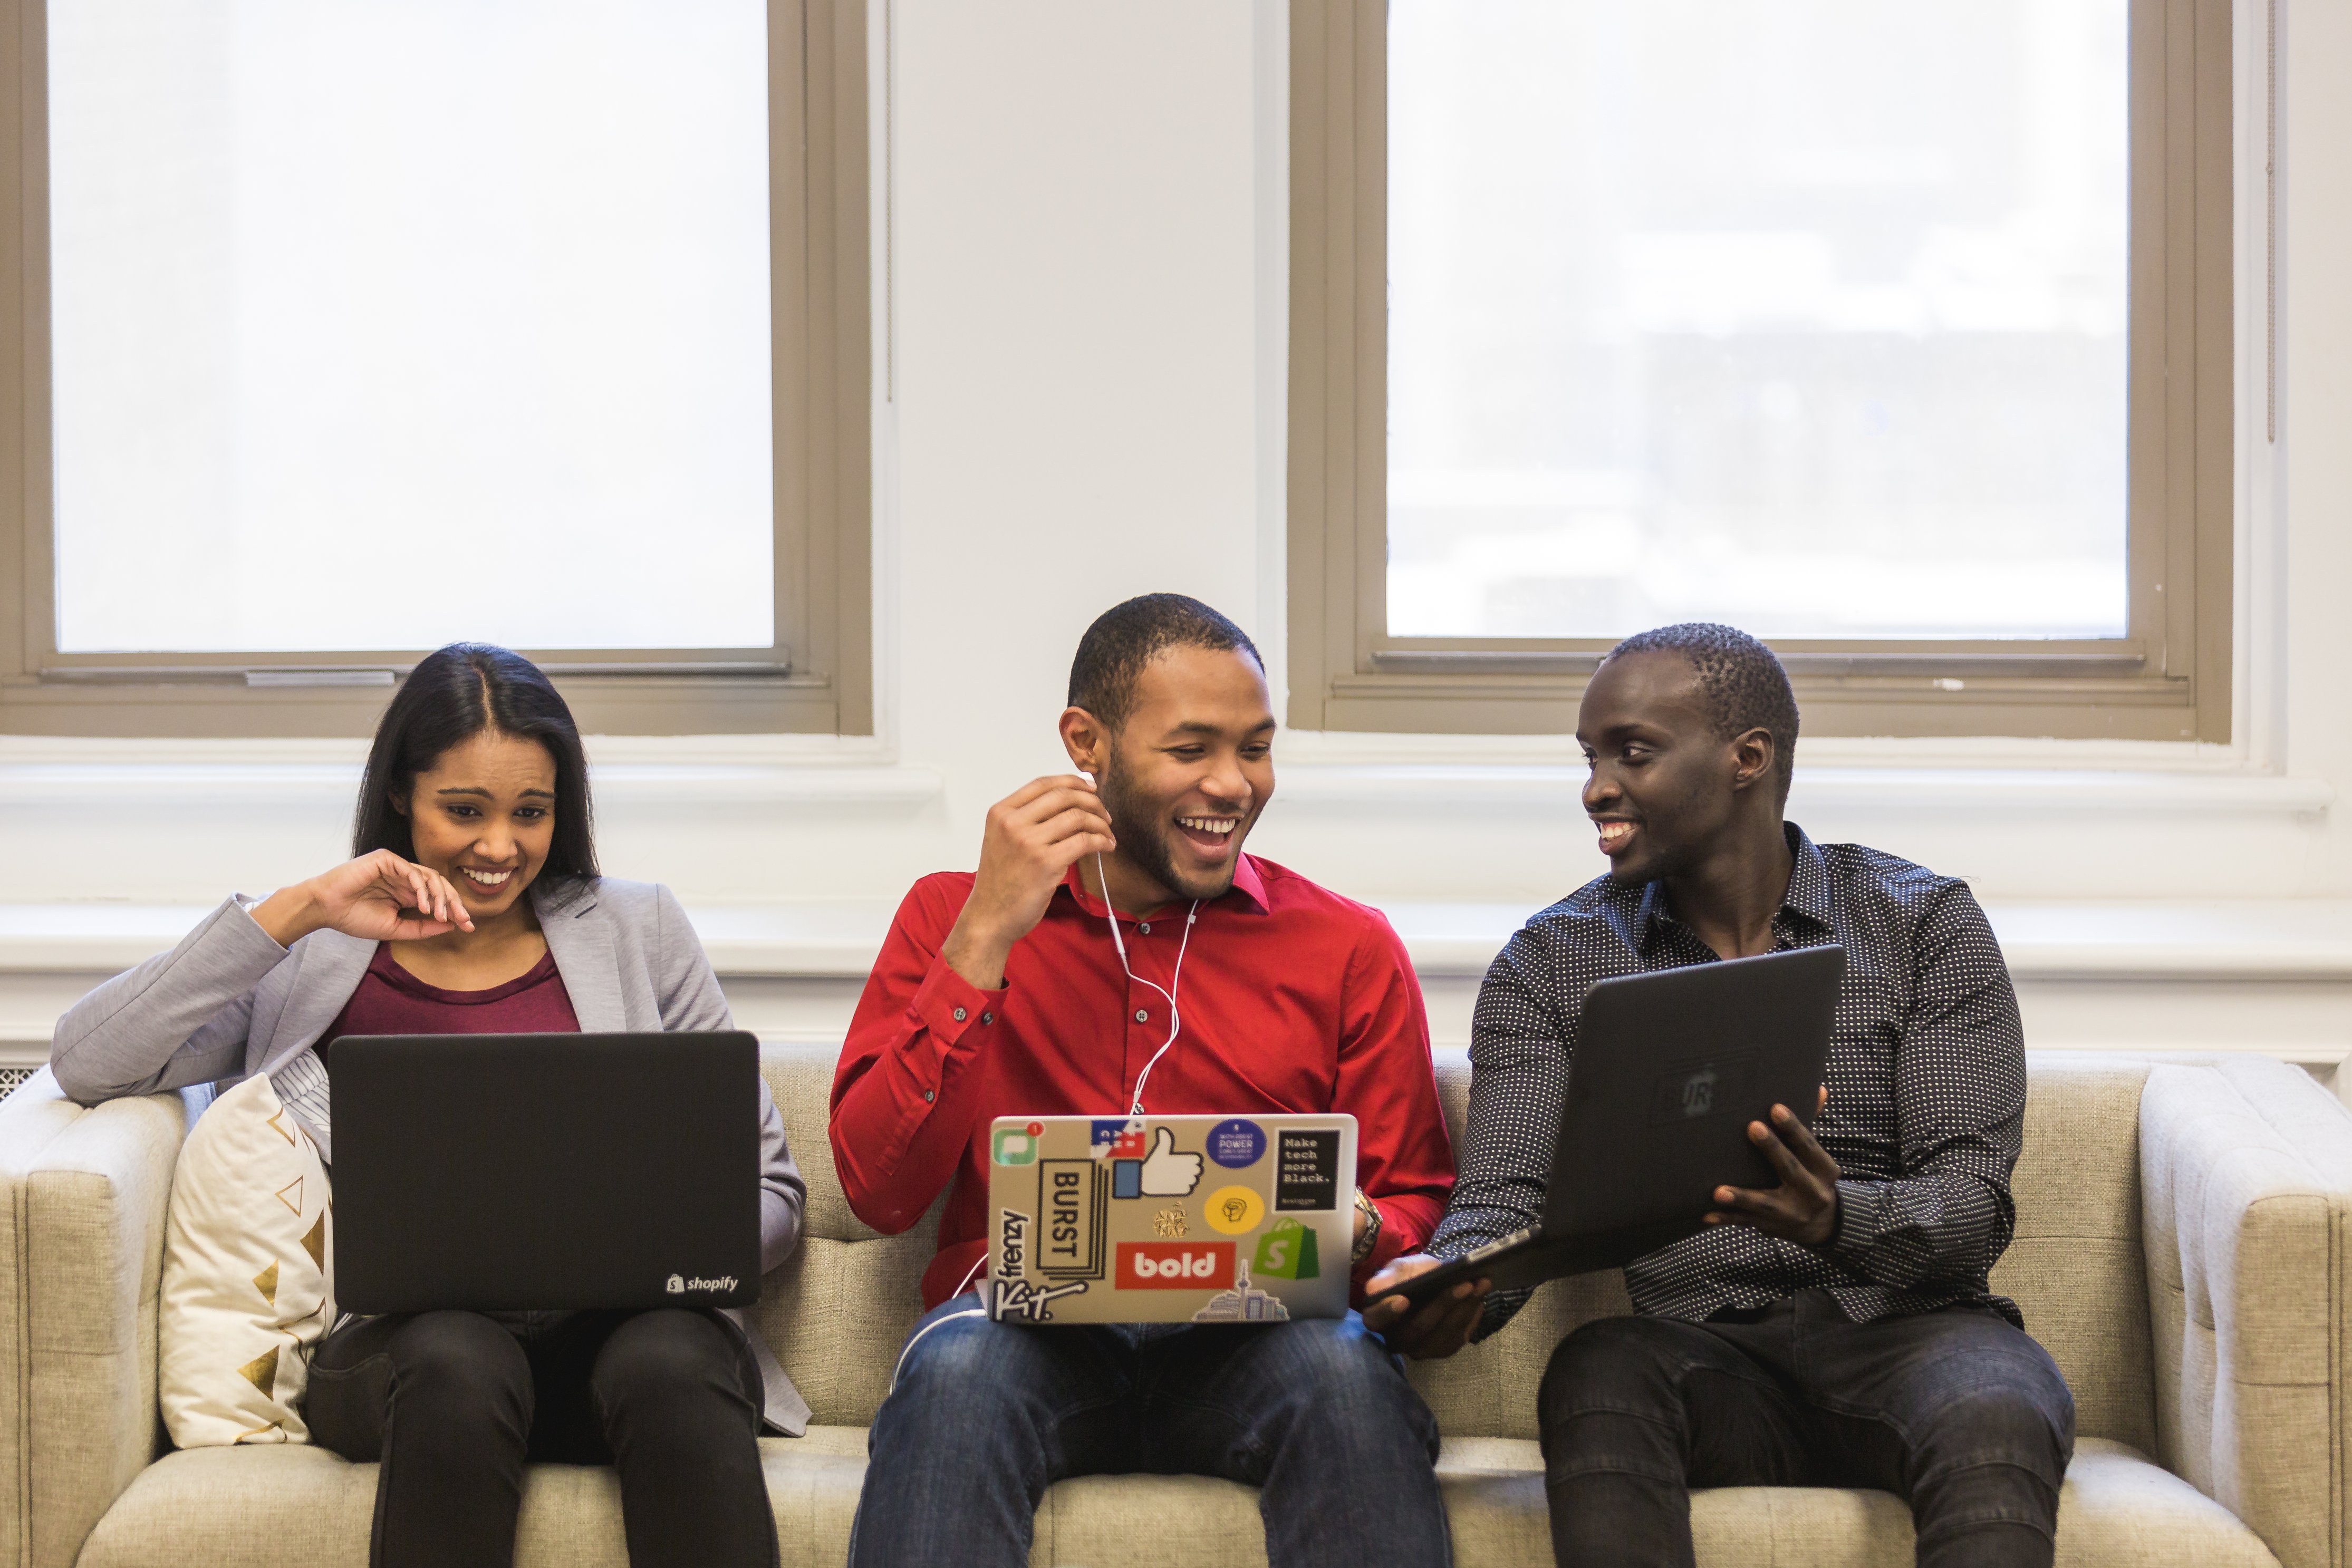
[830,854,1456,1309]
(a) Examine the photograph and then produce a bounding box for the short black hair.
[1067,594,1265,732]
[353,643,599,889]
[1605,623,1800,803]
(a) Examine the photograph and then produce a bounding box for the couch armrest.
[1,1071,95,1568]
[2141,1055,2352,1568]
[0,1070,185,1568]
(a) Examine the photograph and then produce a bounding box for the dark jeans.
[308,1307,779,1568]
[849,1293,1452,1568]
[1538,1291,2075,1568]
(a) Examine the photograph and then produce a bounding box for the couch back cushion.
[755,1044,941,1429]
[1992,1053,2158,1451]
[755,1042,2159,1445]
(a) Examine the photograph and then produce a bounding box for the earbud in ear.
[1076,768,1096,786]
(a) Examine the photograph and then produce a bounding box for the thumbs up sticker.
[1138,1127,1204,1197]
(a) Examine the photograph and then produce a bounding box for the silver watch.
[1351,1187,1383,1265]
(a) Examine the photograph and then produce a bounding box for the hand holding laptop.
[1359,948,1847,1331]
[1364,1097,1825,1360]
[1365,1082,1838,1354]
[1702,1086,1837,1246]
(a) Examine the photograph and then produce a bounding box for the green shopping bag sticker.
[1252,1216,1319,1281]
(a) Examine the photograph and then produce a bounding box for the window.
[0,0,871,735]
[1289,0,2232,739]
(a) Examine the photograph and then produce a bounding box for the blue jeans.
[1539,1292,2075,1568]
[850,1294,1452,1568]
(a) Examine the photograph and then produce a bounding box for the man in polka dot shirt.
[1367,623,2076,1568]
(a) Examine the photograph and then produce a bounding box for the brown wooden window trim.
[1286,0,2233,742]
[0,0,872,738]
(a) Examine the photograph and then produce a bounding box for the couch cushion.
[74,1433,877,1568]
[755,1229,939,1428]
[761,1043,879,1248]
[1993,1054,2160,1453]
[157,1074,335,1447]
[754,1043,947,1427]
[1409,1271,1633,1443]
[1438,1437,2278,1568]
[78,1431,2275,1568]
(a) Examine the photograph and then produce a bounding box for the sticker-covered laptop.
[985,1114,1357,1324]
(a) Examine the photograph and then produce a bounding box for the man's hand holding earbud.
[942,775,1119,990]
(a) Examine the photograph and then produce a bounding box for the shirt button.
[922,1088,936,1103]
[1134,1009,1150,1023]
[1139,922,1151,934]
[952,1006,968,1022]
[980,1012,994,1025]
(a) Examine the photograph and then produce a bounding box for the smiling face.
[393,729,558,922]
[1077,644,1277,904]
[1576,649,1775,885]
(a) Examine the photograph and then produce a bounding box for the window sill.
[3,894,2346,986]
[1383,899,2352,981]
[0,735,943,810]
[1270,762,2331,819]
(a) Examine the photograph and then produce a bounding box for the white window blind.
[1386,0,2129,641]
[49,0,775,654]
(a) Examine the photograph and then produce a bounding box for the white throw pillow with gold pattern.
[160,1072,335,1446]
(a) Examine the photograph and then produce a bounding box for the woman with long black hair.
[50,643,798,1568]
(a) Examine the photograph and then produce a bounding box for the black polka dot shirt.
[1429,822,2026,1338]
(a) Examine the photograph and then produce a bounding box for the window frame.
[1286,0,2233,741]
[0,0,872,737]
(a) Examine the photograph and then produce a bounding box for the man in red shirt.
[833,594,1457,1568]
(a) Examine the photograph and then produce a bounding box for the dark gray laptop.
[1379,945,1845,1309]
[328,1032,763,1313]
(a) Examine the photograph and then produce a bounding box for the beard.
[1096,754,1240,903]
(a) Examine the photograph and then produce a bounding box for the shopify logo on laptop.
[664,1274,739,1294]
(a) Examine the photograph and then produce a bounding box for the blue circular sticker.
[1207,1118,1266,1169]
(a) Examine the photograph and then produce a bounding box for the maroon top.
[320,941,581,1055]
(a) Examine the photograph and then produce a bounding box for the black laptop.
[328,1032,763,1313]
[1379,945,1845,1309]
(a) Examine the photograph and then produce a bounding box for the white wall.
[5,0,2351,1079]
[886,0,1269,873]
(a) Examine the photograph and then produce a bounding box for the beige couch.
[4,1046,2348,1568]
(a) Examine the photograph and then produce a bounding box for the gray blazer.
[50,877,812,1435]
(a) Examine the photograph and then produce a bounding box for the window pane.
[1387,0,2128,641]
[50,0,774,654]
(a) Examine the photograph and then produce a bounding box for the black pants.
[1538,1292,2075,1568]
[308,1308,779,1568]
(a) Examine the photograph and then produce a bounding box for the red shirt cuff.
[911,959,1007,1054]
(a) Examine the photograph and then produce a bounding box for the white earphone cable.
[1092,848,1199,1117]
[890,1306,988,1393]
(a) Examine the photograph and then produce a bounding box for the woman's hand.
[250,850,475,947]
